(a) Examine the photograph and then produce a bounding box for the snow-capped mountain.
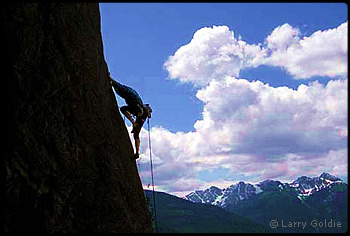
[185,172,346,206]
[185,182,255,207]
[289,172,343,196]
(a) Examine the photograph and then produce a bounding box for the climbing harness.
[147,118,158,233]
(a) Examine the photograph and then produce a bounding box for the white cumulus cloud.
[265,21,348,79]
[163,25,266,86]
[266,23,301,51]
[164,21,348,85]
[136,77,347,196]
[139,21,348,196]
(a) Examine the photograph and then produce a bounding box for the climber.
[109,73,152,159]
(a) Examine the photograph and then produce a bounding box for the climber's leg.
[120,106,135,125]
[132,118,145,159]
[134,137,140,159]
[133,130,141,159]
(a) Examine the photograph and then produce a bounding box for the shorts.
[120,105,143,117]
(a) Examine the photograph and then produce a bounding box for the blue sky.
[99,3,347,196]
[100,3,346,132]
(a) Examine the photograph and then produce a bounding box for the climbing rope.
[147,118,158,233]
[122,113,158,232]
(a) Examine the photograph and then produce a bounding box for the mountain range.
[144,190,272,233]
[184,172,345,206]
[146,172,347,233]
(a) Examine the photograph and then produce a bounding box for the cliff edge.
[5,3,154,233]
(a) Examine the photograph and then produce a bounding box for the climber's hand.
[109,75,114,85]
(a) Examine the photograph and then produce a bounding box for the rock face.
[5,3,153,233]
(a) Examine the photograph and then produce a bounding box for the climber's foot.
[134,153,140,160]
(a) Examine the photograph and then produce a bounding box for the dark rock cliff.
[5,3,154,233]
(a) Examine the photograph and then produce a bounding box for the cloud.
[164,21,348,85]
[193,77,348,165]
[266,23,301,51]
[200,77,347,152]
[138,21,348,196]
[136,77,347,196]
[163,25,266,86]
[265,21,348,79]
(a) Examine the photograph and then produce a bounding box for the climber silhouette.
[109,73,152,159]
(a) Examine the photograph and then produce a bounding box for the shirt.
[111,80,143,106]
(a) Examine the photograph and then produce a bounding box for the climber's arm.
[108,74,143,107]
[109,75,125,95]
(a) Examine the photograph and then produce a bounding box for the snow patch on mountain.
[185,172,345,208]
